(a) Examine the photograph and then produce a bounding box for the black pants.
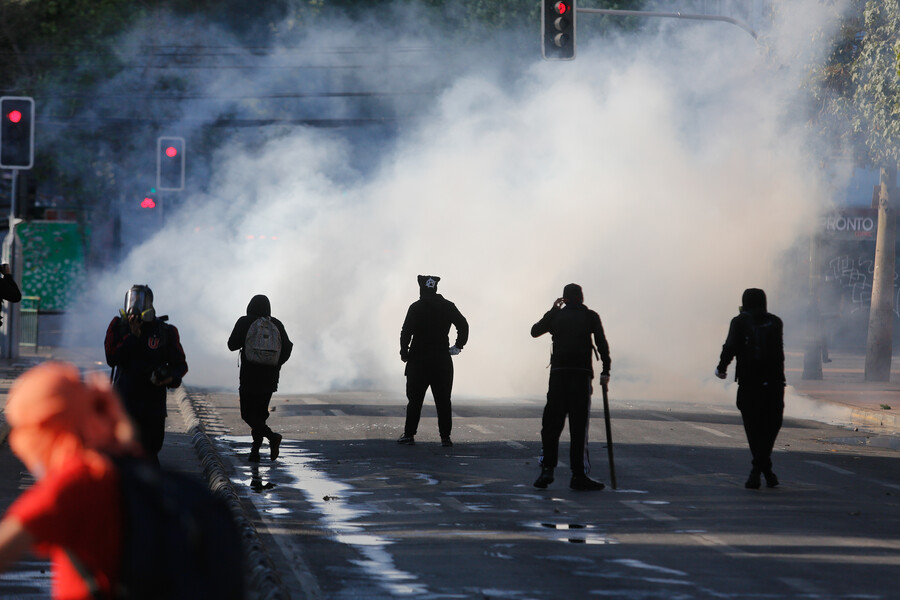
[122,397,166,467]
[404,355,454,438]
[540,371,592,476]
[240,389,275,444]
[737,383,784,473]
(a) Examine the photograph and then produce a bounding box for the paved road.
[196,390,900,600]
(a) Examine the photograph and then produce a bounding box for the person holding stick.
[531,283,611,491]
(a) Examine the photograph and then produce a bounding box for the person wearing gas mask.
[398,275,469,447]
[531,283,610,491]
[104,285,188,466]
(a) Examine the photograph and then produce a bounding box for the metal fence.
[20,296,39,350]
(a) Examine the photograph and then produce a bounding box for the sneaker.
[397,434,415,445]
[763,470,779,488]
[441,436,453,447]
[533,467,554,489]
[745,470,761,489]
[569,474,605,491]
[269,432,283,461]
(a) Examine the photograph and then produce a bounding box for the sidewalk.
[787,350,900,432]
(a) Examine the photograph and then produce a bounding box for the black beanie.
[418,275,440,296]
[563,283,583,305]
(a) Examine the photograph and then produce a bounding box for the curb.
[849,406,900,431]
[175,387,291,600]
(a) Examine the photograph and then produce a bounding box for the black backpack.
[741,314,779,385]
[69,458,244,599]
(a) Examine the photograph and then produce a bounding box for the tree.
[812,0,900,380]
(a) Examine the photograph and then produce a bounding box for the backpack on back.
[742,314,779,385]
[115,458,244,600]
[244,316,282,366]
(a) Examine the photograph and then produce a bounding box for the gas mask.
[120,285,156,322]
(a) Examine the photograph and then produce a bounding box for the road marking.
[506,441,526,449]
[330,409,346,416]
[621,500,677,522]
[689,424,731,438]
[469,424,493,434]
[690,533,750,557]
[806,460,854,475]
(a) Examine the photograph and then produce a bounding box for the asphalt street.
[198,389,900,600]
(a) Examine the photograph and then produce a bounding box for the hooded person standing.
[715,288,785,489]
[398,275,469,447]
[531,283,610,491]
[228,294,293,462]
[104,285,188,467]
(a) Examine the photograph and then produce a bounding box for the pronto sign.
[821,208,877,240]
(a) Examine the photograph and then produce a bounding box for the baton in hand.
[601,382,617,490]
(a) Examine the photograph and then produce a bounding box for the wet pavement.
[0,346,897,598]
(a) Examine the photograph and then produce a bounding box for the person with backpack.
[531,283,611,491]
[228,294,293,462]
[398,275,469,447]
[715,288,786,489]
[0,362,244,600]
[105,285,188,467]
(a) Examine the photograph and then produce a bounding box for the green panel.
[18,222,87,311]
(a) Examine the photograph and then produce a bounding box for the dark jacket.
[0,273,21,326]
[718,308,785,387]
[400,294,469,364]
[105,316,189,411]
[228,295,293,393]
[531,303,611,376]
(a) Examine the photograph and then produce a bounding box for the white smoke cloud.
[69,1,851,403]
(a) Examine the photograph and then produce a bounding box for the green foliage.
[811,0,900,169]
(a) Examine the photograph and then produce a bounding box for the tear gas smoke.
[66,2,851,406]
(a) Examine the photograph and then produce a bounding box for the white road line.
[469,424,493,435]
[689,424,731,438]
[621,500,678,522]
[806,460,854,476]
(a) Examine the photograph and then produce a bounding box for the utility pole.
[864,166,898,381]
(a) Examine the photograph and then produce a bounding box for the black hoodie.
[717,288,784,386]
[228,295,293,393]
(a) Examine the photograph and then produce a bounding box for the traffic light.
[542,0,576,60]
[141,190,157,209]
[157,136,185,191]
[0,96,35,169]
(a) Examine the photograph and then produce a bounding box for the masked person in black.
[715,288,785,489]
[228,294,293,462]
[398,275,469,447]
[531,283,610,491]
[105,285,188,466]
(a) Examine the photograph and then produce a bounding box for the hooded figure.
[531,283,611,491]
[716,288,785,489]
[0,362,140,597]
[105,285,188,466]
[398,275,469,447]
[228,294,293,462]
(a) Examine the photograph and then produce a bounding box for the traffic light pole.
[577,8,758,40]
[2,169,20,359]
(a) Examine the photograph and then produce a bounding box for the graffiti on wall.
[824,254,900,319]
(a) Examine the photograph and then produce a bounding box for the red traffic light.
[141,197,156,208]
[554,1,570,15]
[165,146,178,158]
[7,110,22,124]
